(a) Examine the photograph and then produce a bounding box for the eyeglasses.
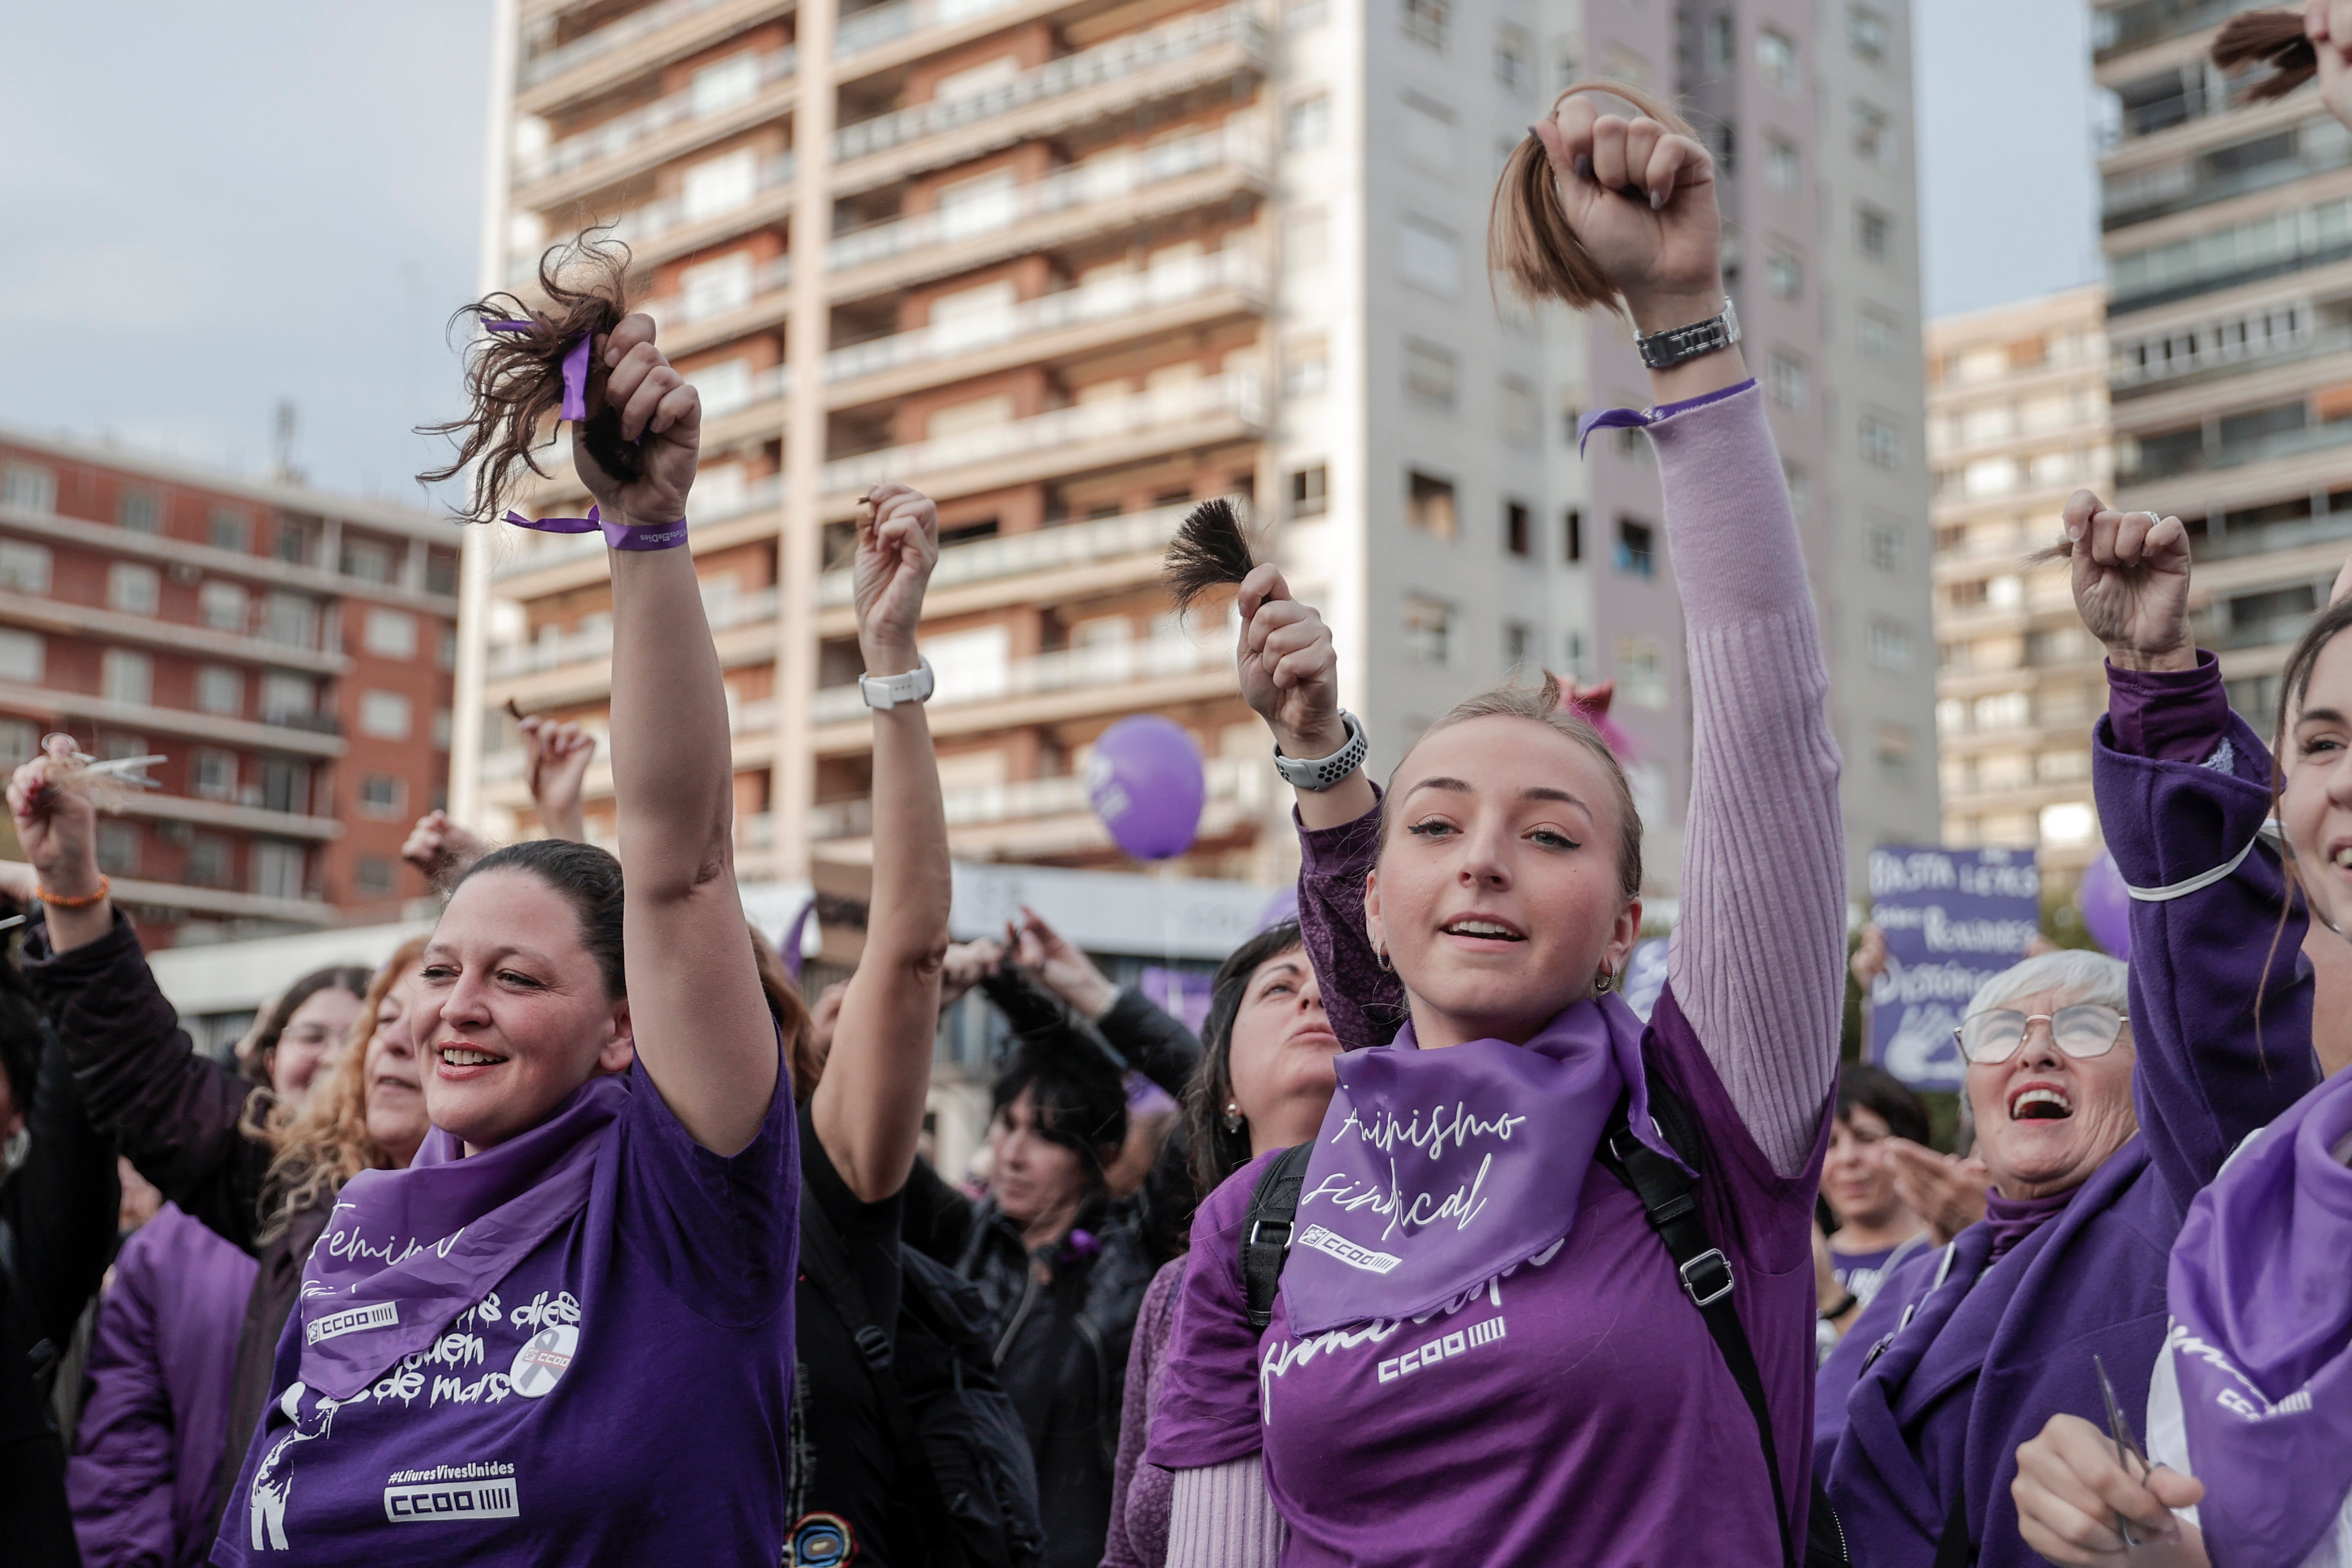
[1952,1004,2129,1066]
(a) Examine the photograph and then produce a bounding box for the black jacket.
[0,972,120,1568]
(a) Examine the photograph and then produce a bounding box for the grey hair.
[1964,949,2129,1019]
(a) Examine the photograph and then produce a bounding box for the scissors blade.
[2095,1354,2153,1548]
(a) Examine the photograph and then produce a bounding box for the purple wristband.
[1575,378,1758,456]
[502,505,689,551]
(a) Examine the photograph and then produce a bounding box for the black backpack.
[795,1188,1048,1568]
[1240,1074,1851,1568]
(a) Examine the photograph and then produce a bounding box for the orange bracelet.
[37,876,109,909]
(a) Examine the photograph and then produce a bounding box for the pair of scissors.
[2095,1354,2155,1547]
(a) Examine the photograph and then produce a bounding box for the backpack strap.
[1595,1083,1797,1568]
[1240,1143,1313,1331]
[797,1185,968,1568]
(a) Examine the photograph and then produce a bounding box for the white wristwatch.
[859,656,935,710]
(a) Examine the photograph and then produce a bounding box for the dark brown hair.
[241,964,372,1089]
[2213,10,2316,101]
[1489,81,1702,314]
[2262,596,2352,1000]
[1182,920,1308,1198]
[1163,497,1259,619]
[417,229,644,521]
[452,838,627,998]
[749,922,820,1104]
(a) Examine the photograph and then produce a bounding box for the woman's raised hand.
[1530,95,1722,331]
[2311,2,2352,132]
[854,484,941,669]
[2062,489,2197,674]
[1236,563,1343,757]
[6,736,104,902]
[520,716,595,842]
[2012,1413,2208,1566]
[579,314,699,525]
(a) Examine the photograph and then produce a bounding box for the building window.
[1405,338,1459,410]
[1399,215,1461,297]
[199,581,248,633]
[1867,516,1906,571]
[252,841,305,902]
[264,592,319,649]
[96,822,141,877]
[260,673,315,721]
[433,707,454,751]
[1616,636,1667,708]
[426,549,458,596]
[359,690,413,741]
[1756,27,1799,92]
[1615,517,1656,577]
[363,608,418,660]
[192,747,237,800]
[355,856,398,899]
[261,759,310,816]
[1504,501,1532,556]
[1858,307,1900,361]
[1766,248,1804,300]
[1868,618,1915,673]
[1403,0,1448,51]
[1851,5,1890,63]
[1563,508,1584,563]
[1856,202,1892,260]
[1402,95,1455,172]
[0,629,42,684]
[0,540,52,594]
[1764,134,1801,195]
[1406,471,1458,539]
[679,251,755,320]
[1705,13,1735,72]
[0,720,35,767]
[1505,620,1534,667]
[101,649,153,706]
[1282,335,1328,399]
[1403,595,1453,664]
[107,563,161,615]
[273,516,315,565]
[1875,722,1916,783]
[1860,412,1904,468]
[209,508,252,552]
[195,665,244,716]
[1291,465,1328,519]
[2,464,55,515]
[357,772,406,819]
[1285,93,1330,150]
[1494,24,1531,91]
[1784,460,1812,516]
[116,489,161,533]
[1493,377,1537,448]
[184,832,232,887]
[1851,100,1891,162]
[1768,351,1809,408]
[438,626,459,670]
[340,537,394,584]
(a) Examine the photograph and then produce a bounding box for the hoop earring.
[1374,943,1392,973]
[1594,969,1616,994]
[1222,1101,1244,1134]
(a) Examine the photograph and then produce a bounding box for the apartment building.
[453,0,1936,899]
[1925,286,2114,878]
[2097,1,2352,735]
[0,431,461,945]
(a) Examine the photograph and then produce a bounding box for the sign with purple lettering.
[1866,846,2042,1090]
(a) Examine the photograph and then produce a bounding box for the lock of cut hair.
[1163,497,1259,618]
[1489,81,1703,313]
[2212,10,2316,101]
[417,228,645,521]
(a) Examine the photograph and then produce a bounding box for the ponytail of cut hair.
[2212,11,2317,102]
[1488,81,1702,314]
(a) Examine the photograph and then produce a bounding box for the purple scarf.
[2168,1069,2352,1568]
[1981,1186,2076,1266]
[293,1074,627,1399]
[1282,992,1679,1335]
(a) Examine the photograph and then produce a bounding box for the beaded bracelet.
[38,875,110,909]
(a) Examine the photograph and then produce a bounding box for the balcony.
[515,45,797,201]
[518,0,792,110]
[822,369,1263,499]
[835,0,1024,58]
[2095,0,2269,61]
[826,123,1268,296]
[614,151,795,250]
[826,249,1264,394]
[487,585,780,681]
[831,7,1264,191]
[810,626,1229,726]
[808,752,1269,846]
[645,255,793,349]
[817,501,1194,609]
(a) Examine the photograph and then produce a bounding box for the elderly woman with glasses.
[1814,488,2319,1568]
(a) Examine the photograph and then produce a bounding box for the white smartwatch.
[1273,710,1369,790]
[859,656,935,710]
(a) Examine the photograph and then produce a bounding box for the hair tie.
[484,321,593,423]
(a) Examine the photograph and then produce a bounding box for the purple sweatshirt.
[1151,383,1847,1565]
[69,1204,258,1568]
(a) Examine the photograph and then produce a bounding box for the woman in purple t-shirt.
[1145,84,1845,1567]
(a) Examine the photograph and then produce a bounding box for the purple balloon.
[2079,850,2132,962]
[1087,715,1205,860]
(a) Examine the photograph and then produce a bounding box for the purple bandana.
[1281,993,1680,1334]
[293,1074,627,1400]
[2168,1069,2352,1567]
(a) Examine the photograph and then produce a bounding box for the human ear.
[1606,897,1643,972]
[1363,867,1387,964]
[598,996,637,1075]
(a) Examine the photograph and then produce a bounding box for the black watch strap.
[1636,297,1741,370]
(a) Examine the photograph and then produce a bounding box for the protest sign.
[1866,846,2041,1090]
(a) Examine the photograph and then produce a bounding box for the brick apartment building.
[0,430,461,945]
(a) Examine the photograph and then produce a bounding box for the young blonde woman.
[1145,84,1845,1567]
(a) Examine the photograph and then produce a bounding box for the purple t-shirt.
[1831,1244,1897,1302]
[210,1058,798,1566]
[1145,989,1824,1567]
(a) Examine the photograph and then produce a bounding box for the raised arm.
[812,484,951,1201]
[590,314,776,1155]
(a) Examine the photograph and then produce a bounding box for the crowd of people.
[7,15,2352,1565]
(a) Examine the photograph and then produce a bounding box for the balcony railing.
[488,586,780,681]
[519,46,797,186]
[520,0,739,86]
[808,752,1267,839]
[817,500,1202,607]
[696,362,790,418]
[613,151,795,248]
[646,255,793,331]
[833,7,1260,164]
[811,627,1229,725]
[822,370,1263,494]
[825,250,1263,385]
[828,124,1265,273]
[2121,418,2352,486]
[835,0,1023,58]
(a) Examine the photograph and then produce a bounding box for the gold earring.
[1222,1101,1244,1133]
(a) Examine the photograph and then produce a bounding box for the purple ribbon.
[484,319,685,550]
[1575,377,1758,456]
[483,319,592,422]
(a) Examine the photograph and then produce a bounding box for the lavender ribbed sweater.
[1163,382,1845,1567]
[1102,1258,1187,1568]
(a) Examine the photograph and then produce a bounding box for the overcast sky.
[0,0,2097,503]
